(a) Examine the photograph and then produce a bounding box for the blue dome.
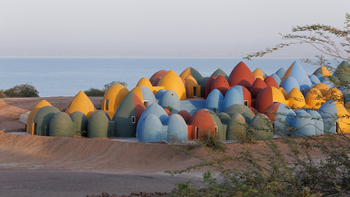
[275,67,286,79]
[309,75,321,85]
[270,73,281,86]
[291,110,315,137]
[167,114,188,142]
[223,87,244,110]
[205,89,224,112]
[282,76,300,93]
[158,90,180,113]
[137,114,165,142]
[306,109,324,135]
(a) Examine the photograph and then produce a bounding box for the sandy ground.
[0,97,328,196]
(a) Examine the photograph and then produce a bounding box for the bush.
[3,83,39,97]
[84,80,127,97]
[0,90,7,98]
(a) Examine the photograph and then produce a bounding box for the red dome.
[178,110,191,124]
[210,75,230,96]
[250,78,267,98]
[204,76,216,98]
[149,70,168,83]
[188,109,215,140]
[227,61,255,89]
[255,87,274,113]
[264,76,279,88]
[263,102,281,123]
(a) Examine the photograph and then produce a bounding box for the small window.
[33,123,37,135]
[131,116,136,124]
[215,126,218,133]
[195,126,199,139]
[143,100,149,108]
[106,99,109,111]
[193,87,197,97]
[336,122,339,133]
[244,100,249,107]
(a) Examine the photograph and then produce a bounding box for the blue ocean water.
[0,57,329,97]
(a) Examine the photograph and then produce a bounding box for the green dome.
[70,111,88,137]
[88,111,110,138]
[49,112,74,137]
[249,113,273,140]
[227,113,247,140]
[33,106,60,136]
[225,104,254,116]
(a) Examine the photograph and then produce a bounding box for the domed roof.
[189,109,221,140]
[249,113,273,140]
[33,106,60,136]
[309,75,321,85]
[252,68,267,79]
[211,75,230,96]
[230,85,251,108]
[306,109,324,135]
[333,61,350,83]
[113,92,146,137]
[167,114,188,142]
[318,99,350,133]
[280,61,312,90]
[211,68,228,78]
[204,76,216,98]
[26,99,52,135]
[136,77,153,90]
[250,78,267,98]
[270,73,281,86]
[70,111,88,137]
[178,110,191,124]
[275,67,286,79]
[149,70,168,84]
[180,67,203,84]
[325,88,343,104]
[225,104,253,116]
[264,76,279,88]
[66,91,96,119]
[226,113,247,140]
[102,84,129,118]
[313,66,332,77]
[291,110,315,137]
[49,112,74,137]
[255,86,287,113]
[313,83,330,96]
[227,61,255,89]
[287,88,306,109]
[282,76,300,94]
[88,111,110,138]
[264,102,295,136]
[305,88,324,109]
[223,87,244,110]
[205,89,224,112]
[158,70,187,100]
[158,90,180,113]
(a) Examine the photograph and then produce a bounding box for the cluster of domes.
[26,60,350,142]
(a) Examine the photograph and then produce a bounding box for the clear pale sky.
[0,0,349,57]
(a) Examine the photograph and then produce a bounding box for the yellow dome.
[271,87,288,104]
[325,88,344,104]
[158,70,187,100]
[313,83,330,96]
[180,67,191,79]
[66,91,97,119]
[305,88,325,109]
[185,75,201,98]
[136,77,153,90]
[321,66,332,77]
[102,84,129,119]
[26,100,52,134]
[278,87,288,99]
[252,68,266,79]
[287,88,306,109]
[131,86,143,101]
[335,102,350,133]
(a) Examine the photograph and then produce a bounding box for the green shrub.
[84,80,127,97]
[0,90,7,98]
[3,83,39,97]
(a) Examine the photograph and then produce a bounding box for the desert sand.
[0,97,327,196]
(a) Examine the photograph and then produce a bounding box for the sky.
[0,0,349,57]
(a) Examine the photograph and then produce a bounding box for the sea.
[0,57,332,97]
